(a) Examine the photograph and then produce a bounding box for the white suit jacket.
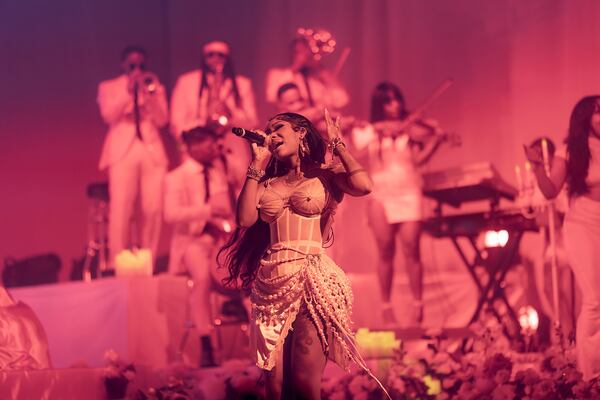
[163,158,233,273]
[170,70,258,137]
[265,67,349,110]
[97,74,168,170]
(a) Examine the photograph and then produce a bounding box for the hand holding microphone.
[231,127,267,146]
[232,127,271,165]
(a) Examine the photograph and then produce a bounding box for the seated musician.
[163,126,239,367]
[352,82,450,326]
[277,82,355,146]
[266,28,349,113]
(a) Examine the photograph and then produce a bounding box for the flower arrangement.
[322,313,600,399]
[103,350,136,400]
[135,359,264,400]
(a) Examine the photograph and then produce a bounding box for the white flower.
[103,349,120,364]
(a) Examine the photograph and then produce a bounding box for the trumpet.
[136,71,160,95]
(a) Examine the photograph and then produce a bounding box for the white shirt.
[170,70,258,137]
[265,67,349,110]
[164,157,234,272]
[97,74,168,170]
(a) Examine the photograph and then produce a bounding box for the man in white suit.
[265,35,349,112]
[97,46,168,269]
[170,41,257,177]
[163,126,237,367]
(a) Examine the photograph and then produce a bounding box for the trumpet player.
[266,29,349,112]
[170,41,257,174]
[97,45,168,269]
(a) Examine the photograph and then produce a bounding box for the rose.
[531,378,555,400]
[456,381,477,400]
[483,353,513,379]
[473,377,495,395]
[103,349,119,364]
[388,376,405,393]
[571,381,590,398]
[514,368,540,386]
[561,365,583,385]
[348,374,370,395]
[327,391,345,400]
[492,383,516,400]
[494,369,511,385]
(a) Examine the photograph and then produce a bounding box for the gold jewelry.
[299,138,310,158]
[347,168,366,177]
[246,165,265,181]
[327,137,346,155]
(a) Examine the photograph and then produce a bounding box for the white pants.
[108,139,166,267]
[175,236,215,336]
[563,196,600,380]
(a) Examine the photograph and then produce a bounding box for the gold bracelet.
[327,137,346,155]
[347,168,366,177]
[246,165,265,181]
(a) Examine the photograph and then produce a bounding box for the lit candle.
[515,164,523,193]
[115,249,153,277]
[525,161,533,190]
[541,138,550,176]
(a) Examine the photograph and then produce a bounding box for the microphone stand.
[541,139,561,337]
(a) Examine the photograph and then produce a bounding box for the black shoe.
[200,335,217,368]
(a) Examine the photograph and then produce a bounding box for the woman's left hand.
[323,108,342,142]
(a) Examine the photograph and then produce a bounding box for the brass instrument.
[137,71,160,95]
[296,27,336,61]
[207,70,230,129]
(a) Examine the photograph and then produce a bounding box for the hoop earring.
[299,139,309,158]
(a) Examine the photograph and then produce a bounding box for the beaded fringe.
[251,252,391,399]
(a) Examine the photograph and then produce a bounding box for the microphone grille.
[231,127,244,136]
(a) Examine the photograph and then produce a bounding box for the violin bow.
[390,78,454,134]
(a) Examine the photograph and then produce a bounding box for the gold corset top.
[258,177,336,249]
[259,177,330,221]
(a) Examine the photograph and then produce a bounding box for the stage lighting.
[483,229,509,248]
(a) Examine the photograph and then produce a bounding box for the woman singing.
[525,96,600,381]
[219,110,381,399]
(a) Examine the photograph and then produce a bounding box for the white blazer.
[170,70,258,137]
[97,74,168,170]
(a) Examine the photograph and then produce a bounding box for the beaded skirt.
[250,241,355,371]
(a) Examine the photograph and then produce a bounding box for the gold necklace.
[281,171,304,186]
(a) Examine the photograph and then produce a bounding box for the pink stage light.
[518,305,540,333]
[483,229,509,248]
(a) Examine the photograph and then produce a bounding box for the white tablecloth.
[8,275,195,368]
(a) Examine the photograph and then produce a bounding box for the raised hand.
[523,144,544,166]
[323,108,343,143]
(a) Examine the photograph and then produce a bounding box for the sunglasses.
[127,63,146,72]
[205,52,227,59]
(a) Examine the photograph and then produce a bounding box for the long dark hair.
[217,113,326,289]
[199,47,241,107]
[566,96,600,197]
[370,81,408,122]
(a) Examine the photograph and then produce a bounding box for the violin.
[369,78,461,147]
[371,118,462,147]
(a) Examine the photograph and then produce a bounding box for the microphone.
[231,127,265,146]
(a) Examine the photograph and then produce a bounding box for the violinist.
[352,82,449,326]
